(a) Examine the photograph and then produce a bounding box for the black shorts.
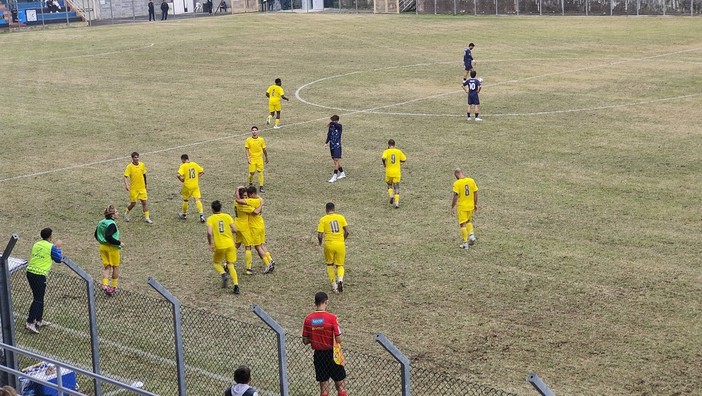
[313,349,346,382]
[330,147,342,159]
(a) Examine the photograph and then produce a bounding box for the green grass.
[1,14,701,395]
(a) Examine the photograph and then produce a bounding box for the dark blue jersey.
[326,122,342,149]
[463,78,481,93]
[463,48,473,65]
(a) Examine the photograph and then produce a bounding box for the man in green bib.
[25,228,63,334]
[95,205,125,296]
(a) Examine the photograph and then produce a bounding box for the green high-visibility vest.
[27,240,54,276]
[96,218,120,248]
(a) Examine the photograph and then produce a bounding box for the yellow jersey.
[178,161,203,190]
[382,148,407,178]
[124,162,147,190]
[245,137,266,161]
[207,213,235,249]
[452,177,479,211]
[317,213,348,243]
[267,84,285,103]
[234,201,255,230]
[246,198,264,229]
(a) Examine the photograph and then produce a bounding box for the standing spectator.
[317,202,349,293]
[245,126,268,193]
[302,291,348,396]
[325,115,344,183]
[148,0,155,20]
[207,0,213,14]
[461,70,482,121]
[265,78,289,129]
[206,200,240,294]
[224,365,259,396]
[177,154,206,223]
[160,0,169,19]
[124,152,152,224]
[25,228,63,334]
[450,168,479,249]
[95,205,125,296]
[463,42,475,80]
[218,0,227,12]
[381,139,407,208]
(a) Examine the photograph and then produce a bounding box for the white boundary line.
[0,44,155,65]
[2,49,700,184]
[294,47,702,115]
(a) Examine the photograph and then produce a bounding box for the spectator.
[148,0,155,20]
[207,0,213,14]
[160,0,169,20]
[0,386,18,396]
[223,365,259,396]
[25,228,63,334]
[218,0,227,12]
[51,0,62,12]
[302,291,348,396]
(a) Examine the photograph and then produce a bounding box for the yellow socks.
[195,200,203,214]
[144,210,150,219]
[394,194,400,205]
[181,202,188,214]
[227,263,239,285]
[245,250,252,270]
[265,252,272,262]
[110,278,118,288]
[326,265,336,285]
[336,265,344,282]
[248,174,254,184]
[102,278,108,287]
[213,263,225,275]
[258,172,264,187]
[461,227,469,243]
[387,188,394,198]
[467,222,474,235]
[275,119,280,126]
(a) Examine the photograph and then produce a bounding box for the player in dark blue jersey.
[462,70,482,121]
[463,43,475,81]
[325,115,345,183]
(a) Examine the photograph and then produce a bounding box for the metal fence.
[2,256,519,395]
[412,0,701,15]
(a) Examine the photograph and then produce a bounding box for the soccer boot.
[245,269,254,275]
[233,285,241,295]
[178,213,186,220]
[328,174,338,183]
[475,117,483,121]
[25,322,39,334]
[459,242,470,249]
[199,214,206,223]
[259,186,265,194]
[468,234,476,246]
[221,273,230,288]
[145,217,153,224]
[337,171,346,179]
[337,281,343,293]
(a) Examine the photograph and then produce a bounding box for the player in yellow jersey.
[245,185,276,274]
[317,202,349,293]
[450,168,479,249]
[381,139,407,209]
[266,78,289,129]
[206,200,240,294]
[233,186,256,275]
[123,152,152,224]
[177,154,205,223]
[245,126,269,193]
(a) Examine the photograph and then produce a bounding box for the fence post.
[148,277,186,396]
[0,234,19,389]
[375,333,410,396]
[251,305,289,396]
[528,372,556,396]
[62,257,103,396]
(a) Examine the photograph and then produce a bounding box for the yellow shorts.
[99,244,121,267]
[182,186,201,200]
[268,101,281,112]
[213,246,237,264]
[323,242,346,266]
[251,226,265,246]
[235,229,253,246]
[129,188,148,202]
[385,175,401,184]
[248,160,264,173]
[457,209,474,225]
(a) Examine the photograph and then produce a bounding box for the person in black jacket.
[148,0,155,20]
[160,0,169,20]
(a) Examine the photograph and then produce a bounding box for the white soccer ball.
[478,78,483,83]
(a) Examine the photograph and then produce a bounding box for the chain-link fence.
[412,0,701,14]
[5,266,517,395]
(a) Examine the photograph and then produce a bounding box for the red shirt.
[302,311,341,351]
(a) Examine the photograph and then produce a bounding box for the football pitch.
[1,13,701,395]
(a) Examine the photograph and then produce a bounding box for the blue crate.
[19,363,77,396]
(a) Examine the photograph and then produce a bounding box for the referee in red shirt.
[302,292,348,396]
